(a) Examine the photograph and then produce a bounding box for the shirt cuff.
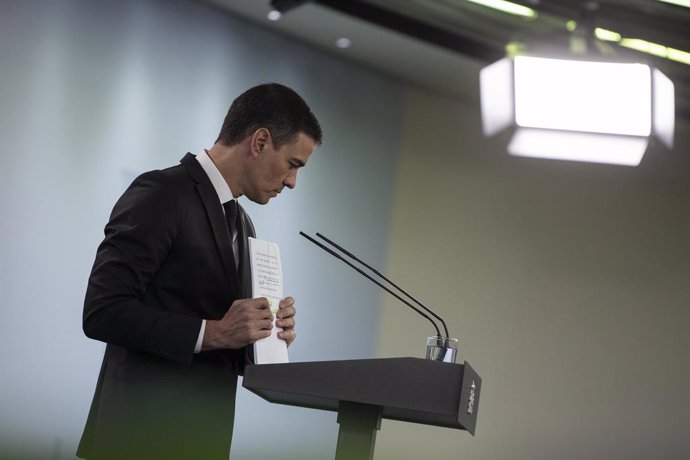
[194,319,206,354]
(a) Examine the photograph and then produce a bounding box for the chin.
[246,192,270,205]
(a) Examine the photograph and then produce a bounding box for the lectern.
[243,358,481,460]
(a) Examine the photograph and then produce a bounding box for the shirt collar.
[196,149,234,205]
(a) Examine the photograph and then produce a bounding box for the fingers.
[236,315,273,344]
[232,297,270,311]
[277,296,296,320]
[206,298,274,349]
[277,328,296,347]
[276,297,296,347]
[228,297,273,320]
[276,317,294,329]
[279,297,295,309]
[246,327,272,345]
[214,297,296,349]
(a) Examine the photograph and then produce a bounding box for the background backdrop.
[1,0,688,459]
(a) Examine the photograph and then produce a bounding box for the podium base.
[335,401,383,460]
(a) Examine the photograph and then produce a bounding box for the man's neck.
[207,143,244,199]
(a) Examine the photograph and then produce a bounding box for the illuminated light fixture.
[335,37,352,49]
[594,28,621,42]
[267,10,282,21]
[505,41,522,58]
[667,48,690,65]
[657,0,690,8]
[620,39,690,65]
[480,56,675,166]
[465,0,538,19]
[566,20,578,32]
[593,27,690,66]
[622,39,668,58]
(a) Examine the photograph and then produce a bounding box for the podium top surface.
[242,357,480,434]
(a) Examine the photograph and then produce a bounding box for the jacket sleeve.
[82,170,201,365]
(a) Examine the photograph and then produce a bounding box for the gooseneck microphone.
[299,231,459,363]
[299,231,441,337]
[314,232,450,338]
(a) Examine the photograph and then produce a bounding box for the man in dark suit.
[77,83,322,460]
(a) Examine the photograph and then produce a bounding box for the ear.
[250,128,271,157]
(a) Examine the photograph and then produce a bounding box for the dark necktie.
[223,200,249,296]
[223,199,238,240]
[223,200,240,270]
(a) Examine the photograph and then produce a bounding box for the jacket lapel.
[180,153,241,296]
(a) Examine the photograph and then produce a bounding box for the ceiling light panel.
[657,0,690,8]
[464,0,537,18]
[513,56,652,137]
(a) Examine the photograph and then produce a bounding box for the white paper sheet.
[248,237,289,365]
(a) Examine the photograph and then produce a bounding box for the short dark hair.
[216,83,322,149]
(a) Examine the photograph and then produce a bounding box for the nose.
[284,170,297,189]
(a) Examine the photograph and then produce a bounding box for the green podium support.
[335,401,382,460]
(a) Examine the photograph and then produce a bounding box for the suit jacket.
[77,153,255,460]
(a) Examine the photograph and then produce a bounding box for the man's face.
[245,132,316,205]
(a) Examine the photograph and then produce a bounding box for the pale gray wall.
[0,0,404,458]
[375,88,690,459]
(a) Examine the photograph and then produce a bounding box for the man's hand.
[276,297,297,347]
[202,297,273,350]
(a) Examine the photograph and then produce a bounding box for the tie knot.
[224,199,238,219]
[223,199,239,232]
